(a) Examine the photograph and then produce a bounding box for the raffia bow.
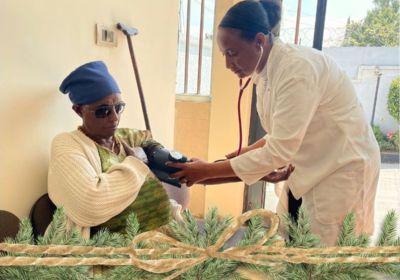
[0,209,399,280]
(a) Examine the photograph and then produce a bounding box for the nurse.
[170,0,381,245]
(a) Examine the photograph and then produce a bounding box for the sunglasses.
[88,102,126,118]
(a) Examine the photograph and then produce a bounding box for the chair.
[0,210,20,242]
[29,193,56,238]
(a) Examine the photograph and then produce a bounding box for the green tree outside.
[387,77,400,123]
[342,0,400,46]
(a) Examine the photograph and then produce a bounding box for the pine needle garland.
[169,208,243,280]
[0,207,399,280]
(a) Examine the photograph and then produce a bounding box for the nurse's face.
[217,27,261,78]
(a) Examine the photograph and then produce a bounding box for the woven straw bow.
[126,209,281,279]
[0,209,399,280]
[0,209,279,279]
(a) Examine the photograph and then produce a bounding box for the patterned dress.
[90,128,172,235]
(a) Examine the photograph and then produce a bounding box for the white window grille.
[176,0,216,95]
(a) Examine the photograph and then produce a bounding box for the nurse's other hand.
[261,164,295,183]
[225,150,238,159]
[167,158,211,187]
[225,146,249,159]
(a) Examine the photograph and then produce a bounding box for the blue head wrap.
[59,61,121,105]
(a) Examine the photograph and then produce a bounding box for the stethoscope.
[236,44,264,156]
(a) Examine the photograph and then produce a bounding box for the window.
[176,0,216,96]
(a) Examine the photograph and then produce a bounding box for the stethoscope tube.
[236,43,264,157]
[236,77,252,156]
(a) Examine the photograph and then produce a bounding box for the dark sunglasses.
[88,102,126,118]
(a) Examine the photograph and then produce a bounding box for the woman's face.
[217,27,261,78]
[74,93,124,139]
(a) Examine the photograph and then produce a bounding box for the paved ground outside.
[263,152,399,278]
[372,160,400,243]
[264,152,400,243]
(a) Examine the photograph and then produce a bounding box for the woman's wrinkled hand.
[167,158,211,187]
[121,141,148,163]
[261,164,295,183]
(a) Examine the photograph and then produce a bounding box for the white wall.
[0,0,179,218]
[324,47,400,132]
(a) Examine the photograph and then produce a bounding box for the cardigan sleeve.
[48,133,150,227]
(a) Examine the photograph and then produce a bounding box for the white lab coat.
[230,39,380,245]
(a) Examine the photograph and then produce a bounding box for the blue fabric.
[59,61,121,105]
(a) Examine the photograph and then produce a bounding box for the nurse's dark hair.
[219,0,282,41]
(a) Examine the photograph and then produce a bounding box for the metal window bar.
[197,0,205,95]
[182,0,207,95]
[183,0,191,94]
[294,0,302,44]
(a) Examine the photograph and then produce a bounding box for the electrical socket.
[96,24,118,47]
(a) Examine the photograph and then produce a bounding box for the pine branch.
[36,207,67,245]
[243,263,275,279]
[0,268,33,280]
[228,270,248,280]
[169,210,203,247]
[284,207,321,248]
[376,209,398,246]
[239,215,276,278]
[203,207,233,247]
[96,211,168,279]
[302,212,374,278]
[87,229,125,248]
[179,259,240,280]
[124,212,140,244]
[279,207,324,279]
[238,215,265,247]
[0,212,91,280]
[336,212,358,246]
[171,209,243,279]
[366,263,400,279]
[4,218,34,245]
[1,207,399,280]
[99,265,164,280]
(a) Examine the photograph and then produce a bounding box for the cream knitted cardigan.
[48,129,179,239]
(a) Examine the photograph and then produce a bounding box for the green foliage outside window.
[387,77,400,123]
[373,125,399,151]
[342,0,400,47]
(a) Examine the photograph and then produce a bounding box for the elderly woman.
[48,61,181,238]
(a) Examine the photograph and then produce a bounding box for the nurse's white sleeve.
[230,62,323,185]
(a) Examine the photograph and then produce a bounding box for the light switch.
[96,24,117,47]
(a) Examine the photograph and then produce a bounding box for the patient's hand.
[121,141,148,163]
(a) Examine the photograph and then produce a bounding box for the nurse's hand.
[226,139,266,158]
[167,158,211,187]
[225,147,248,159]
[261,164,295,183]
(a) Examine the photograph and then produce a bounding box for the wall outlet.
[96,24,117,47]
